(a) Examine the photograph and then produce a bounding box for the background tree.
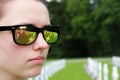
[47,0,120,58]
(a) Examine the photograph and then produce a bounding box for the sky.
[46,0,62,2]
[46,0,52,2]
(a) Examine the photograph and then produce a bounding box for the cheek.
[0,31,14,46]
[0,46,23,73]
[0,33,15,60]
[44,47,50,58]
[0,45,23,64]
[0,44,28,73]
[0,33,25,64]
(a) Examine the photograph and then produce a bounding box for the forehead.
[0,0,50,26]
[6,0,46,10]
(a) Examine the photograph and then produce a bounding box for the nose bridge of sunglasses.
[37,31,45,40]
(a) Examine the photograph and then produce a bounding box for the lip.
[28,56,45,65]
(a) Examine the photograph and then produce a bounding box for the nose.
[32,33,49,51]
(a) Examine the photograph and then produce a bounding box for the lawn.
[49,58,91,80]
[48,58,120,80]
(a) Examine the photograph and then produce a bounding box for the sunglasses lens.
[44,30,58,44]
[14,26,36,45]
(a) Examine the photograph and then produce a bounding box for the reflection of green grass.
[104,61,120,80]
[44,30,58,43]
[49,59,91,80]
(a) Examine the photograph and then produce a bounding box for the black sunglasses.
[0,24,60,45]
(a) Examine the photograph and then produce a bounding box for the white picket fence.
[85,57,119,80]
[28,59,66,80]
[112,56,120,67]
[86,58,98,79]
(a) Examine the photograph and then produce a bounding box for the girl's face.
[0,0,50,79]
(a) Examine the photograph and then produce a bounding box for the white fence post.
[28,78,33,80]
[28,59,66,80]
[112,56,120,67]
[87,58,98,79]
[98,62,102,80]
[86,57,120,80]
[112,66,119,80]
[103,63,108,80]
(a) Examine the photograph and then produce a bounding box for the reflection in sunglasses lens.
[44,30,58,43]
[15,30,36,44]
[14,25,59,45]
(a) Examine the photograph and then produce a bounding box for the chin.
[23,67,42,78]
[23,71,41,78]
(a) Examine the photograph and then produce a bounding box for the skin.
[0,0,50,80]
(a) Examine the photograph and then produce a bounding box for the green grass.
[102,61,120,80]
[48,58,120,80]
[49,59,91,80]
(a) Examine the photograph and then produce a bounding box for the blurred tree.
[47,0,72,58]
[47,0,120,58]
[66,0,120,57]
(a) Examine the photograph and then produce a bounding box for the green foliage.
[47,0,120,58]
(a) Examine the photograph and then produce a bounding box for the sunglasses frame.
[0,24,60,46]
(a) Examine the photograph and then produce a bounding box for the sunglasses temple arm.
[0,27,14,31]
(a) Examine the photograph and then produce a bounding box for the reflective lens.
[14,26,37,45]
[13,25,60,45]
[44,30,58,43]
